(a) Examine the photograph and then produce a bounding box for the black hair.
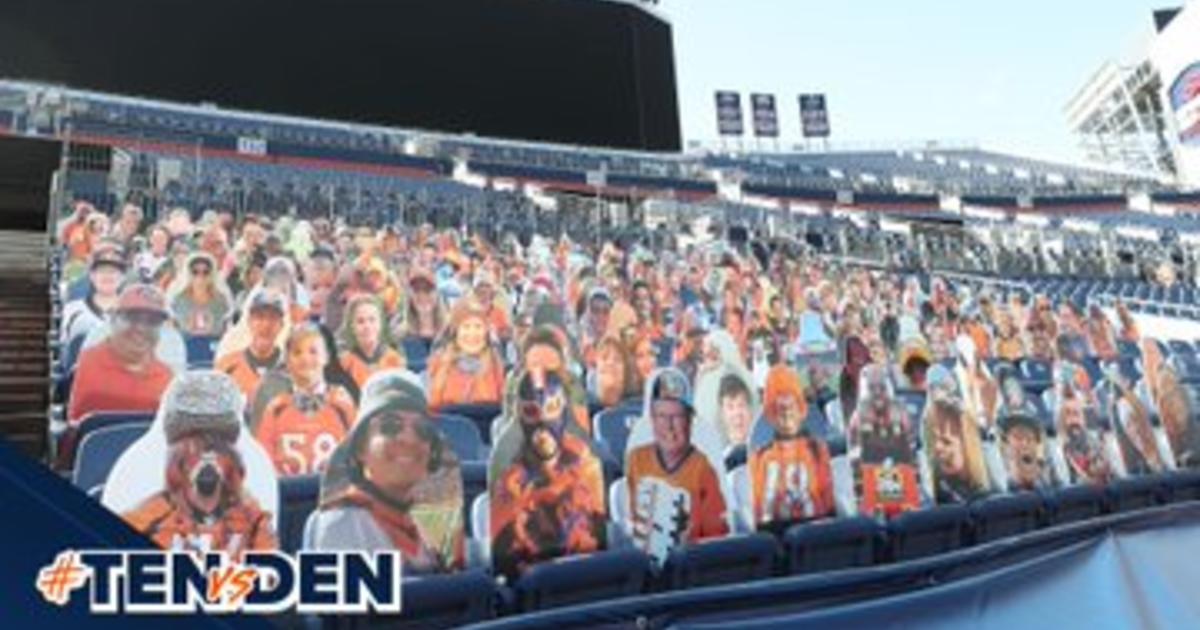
[718,373,751,402]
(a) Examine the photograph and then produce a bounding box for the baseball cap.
[115,283,169,318]
[649,368,693,414]
[89,243,127,272]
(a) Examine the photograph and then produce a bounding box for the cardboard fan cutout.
[1096,363,1169,476]
[920,365,993,504]
[791,312,840,406]
[253,323,356,477]
[624,368,731,564]
[748,365,837,529]
[694,330,760,448]
[489,369,607,579]
[993,365,1058,491]
[847,365,921,518]
[103,371,279,558]
[69,284,187,425]
[313,370,464,575]
[1053,377,1119,486]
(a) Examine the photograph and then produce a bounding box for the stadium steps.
[0,231,50,461]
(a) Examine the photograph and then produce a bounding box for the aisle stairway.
[0,231,50,460]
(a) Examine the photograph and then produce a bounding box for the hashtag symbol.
[36,551,89,606]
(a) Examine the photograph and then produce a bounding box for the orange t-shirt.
[215,348,282,402]
[750,437,834,526]
[68,342,175,424]
[626,445,729,543]
[254,388,354,477]
[340,347,406,391]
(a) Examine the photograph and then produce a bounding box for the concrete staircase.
[0,231,50,461]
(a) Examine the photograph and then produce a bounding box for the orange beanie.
[764,365,807,421]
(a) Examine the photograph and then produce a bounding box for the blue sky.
[659,0,1170,162]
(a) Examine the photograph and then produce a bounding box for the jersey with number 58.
[255,387,355,476]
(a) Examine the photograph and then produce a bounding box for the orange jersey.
[626,445,729,544]
[215,348,282,402]
[750,437,834,526]
[123,492,277,559]
[859,462,920,519]
[490,435,607,576]
[426,351,506,411]
[68,342,175,424]
[255,388,355,476]
[340,347,406,391]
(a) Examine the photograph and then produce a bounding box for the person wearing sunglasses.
[68,284,177,425]
[169,252,233,337]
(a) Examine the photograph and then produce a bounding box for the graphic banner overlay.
[33,549,402,614]
[750,93,780,138]
[799,94,831,138]
[715,91,745,137]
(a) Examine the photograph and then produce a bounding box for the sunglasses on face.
[121,311,167,327]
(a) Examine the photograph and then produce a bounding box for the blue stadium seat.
[461,460,488,533]
[1018,359,1053,394]
[278,474,321,554]
[1044,484,1107,525]
[184,334,219,368]
[71,423,151,495]
[887,504,971,562]
[57,412,156,471]
[401,336,432,374]
[1079,357,1103,390]
[783,516,881,575]
[658,533,779,591]
[509,548,650,612]
[724,443,748,471]
[435,413,488,463]
[437,404,502,446]
[656,339,676,368]
[1106,475,1168,513]
[1115,355,1142,384]
[594,403,643,470]
[391,570,495,627]
[1172,352,1200,383]
[1167,340,1195,357]
[970,492,1045,544]
[1165,470,1200,503]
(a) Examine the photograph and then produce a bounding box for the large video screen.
[0,0,680,151]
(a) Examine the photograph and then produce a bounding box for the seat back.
[436,413,488,463]
[659,534,778,591]
[394,570,495,628]
[402,337,432,375]
[970,492,1044,544]
[437,404,502,447]
[71,422,152,494]
[512,548,650,612]
[278,474,321,554]
[595,405,642,470]
[184,334,219,368]
[887,504,970,562]
[783,516,880,575]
